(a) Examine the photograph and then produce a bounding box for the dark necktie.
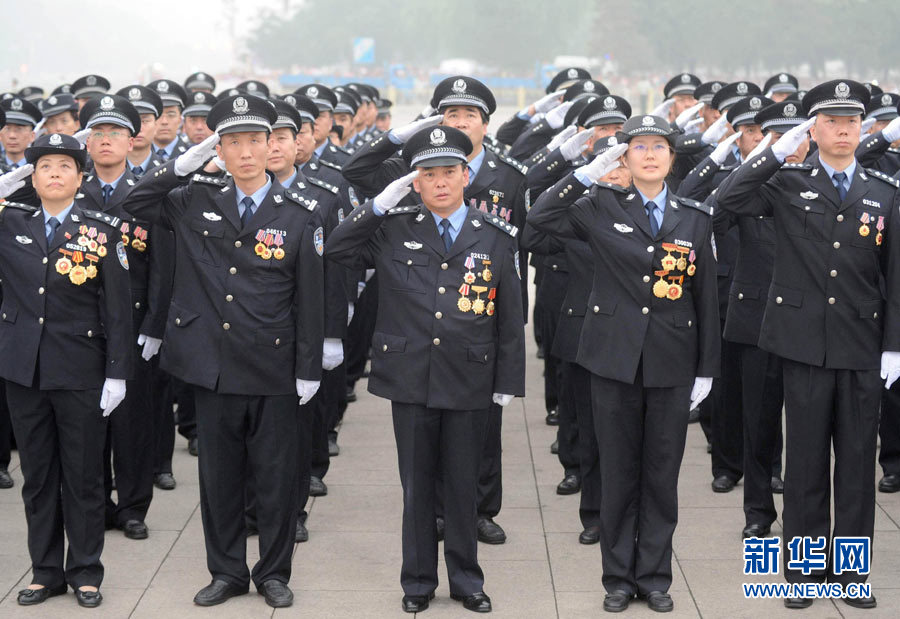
[240,196,255,227]
[47,216,60,244]
[132,165,143,177]
[102,184,113,205]
[439,218,453,252]
[646,200,660,237]
[833,171,848,201]
[155,148,168,162]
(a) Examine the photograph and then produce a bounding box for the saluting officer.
[528,115,720,614]
[856,94,900,178]
[70,74,111,110]
[715,80,900,610]
[326,125,525,614]
[39,94,80,136]
[146,79,190,161]
[123,95,325,609]
[184,71,217,95]
[0,134,133,608]
[293,83,353,167]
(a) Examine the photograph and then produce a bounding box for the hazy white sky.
[2,0,287,92]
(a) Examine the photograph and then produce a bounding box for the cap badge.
[452,78,467,94]
[607,136,618,146]
[642,116,655,127]
[197,72,205,80]
[681,74,690,83]
[883,94,892,106]
[779,73,789,83]
[233,96,249,115]
[86,76,97,86]
[49,134,63,146]
[711,83,722,93]
[567,68,578,79]
[429,128,447,146]
[307,86,319,98]
[749,97,761,110]
[835,82,850,99]
[248,83,258,91]
[11,98,22,111]
[128,87,141,101]
[191,92,203,103]
[737,82,748,95]
[157,81,170,93]
[603,96,616,110]
[47,96,57,105]
[583,81,595,92]
[284,95,296,106]
[61,85,70,93]
[783,103,797,117]
[100,96,115,111]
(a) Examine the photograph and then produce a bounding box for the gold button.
[593,306,599,313]
[875,312,879,319]
[38,287,44,294]
[225,294,233,302]
[833,241,840,249]
[435,312,443,319]
[38,317,44,324]
[837,214,844,222]
[738,293,744,300]
[134,302,141,309]
[688,320,693,327]
[203,230,209,236]
[643,275,650,283]
[438,287,446,294]
[567,309,573,315]
[804,206,810,211]
[175,318,181,325]
[229,267,237,274]
[234,240,242,248]
[647,246,654,253]
[830,270,837,277]
[275,338,281,345]
[42,257,48,264]
[828,297,836,305]
[441,263,448,270]
[407,259,413,265]
[432,338,440,346]
[776,296,783,304]
[382,344,388,352]
[87,330,93,337]
[223,322,231,330]
[642,307,649,315]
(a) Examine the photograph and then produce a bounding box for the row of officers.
[1,67,900,615]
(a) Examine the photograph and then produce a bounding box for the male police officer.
[326,125,525,614]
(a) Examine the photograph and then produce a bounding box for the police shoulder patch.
[191,173,227,186]
[116,241,129,270]
[313,226,324,256]
[82,209,122,228]
[318,158,343,172]
[284,190,317,211]
[865,168,900,188]
[306,176,339,194]
[482,213,518,237]
[676,196,712,215]
[494,151,527,175]
[0,200,38,213]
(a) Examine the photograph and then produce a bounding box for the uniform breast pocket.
[187,219,225,265]
[391,249,429,289]
[849,207,881,250]
[787,198,826,240]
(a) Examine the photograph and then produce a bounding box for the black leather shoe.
[154,472,176,490]
[0,468,14,489]
[346,386,357,402]
[402,592,435,613]
[17,584,67,605]
[579,525,601,545]
[328,438,340,456]
[121,519,149,540]
[784,597,813,609]
[295,520,308,543]
[477,517,506,544]
[436,517,445,541]
[602,590,632,612]
[556,474,581,495]
[742,523,771,539]
[771,476,784,494]
[188,438,198,456]
[75,588,103,608]
[646,591,673,612]
[545,410,559,426]
[711,475,736,493]
[258,580,293,608]
[451,591,492,612]
[193,579,248,606]
[878,473,900,493]
[550,439,559,454]
[844,595,877,609]
[309,476,328,496]
[536,344,545,359]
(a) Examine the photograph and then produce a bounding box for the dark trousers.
[536,301,560,414]
[0,379,11,469]
[711,336,744,481]
[878,381,900,476]
[781,360,879,585]
[556,360,581,478]
[175,380,197,442]
[7,382,106,589]
[568,362,601,528]
[477,403,502,518]
[591,371,691,596]
[737,344,784,527]
[311,366,343,480]
[346,275,378,387]
[195,389,298,588]
[392,402,487,597]
[104,349,154,525]
[151,365,175,475]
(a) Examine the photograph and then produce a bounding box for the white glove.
[419,104,435,119]
[174,132,220,176]
[771,118,816,163]
[861,117,877,136]
[701,115,730,145]
[364,268,375,282]
[322,338,344,370]
[211,155,227,172]
[575,142,628,184]
[347,303,355,325]
[744,133,773,163]
[651,98,674,118]
[356,281,366,299]
[532,90,565,115]
[882,116,900,143]
[492,393,514,407]
[389,114,443,143]
[74,127,92,146]
[689,377,713,410]
[546,125,577,152]
[296,379,321,406]
[0,164,34,198]
[882,352,900,389]
[136,333,162,361]
[100,378,127,417]
[709,131,741,166]
[675,102,704,130]
[684,117,704,133]
[373,170,419,212]
[545,101,574,130]
[560,129,595,161]
[32,118,46,140]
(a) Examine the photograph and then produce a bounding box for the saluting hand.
[389,115,444,144]
[881,116,900,143]
[575,142,628,185]
[373,170,419,213]
[743,133,773,163]
[530,90,566,116]
[675,102,704,130]
[701,115,729,146]
[559,128,596,162]
[771,118,815,163]
[73,127,92,146]
[0,164,34,199]
[545,101,574,130]
[174,132,220,177]
[546,125,577,153]
[709,131,742,166]
[683,117,704,134]
[650,98,674,119]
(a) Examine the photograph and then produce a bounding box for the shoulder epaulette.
[780,162,813,170]
[594,181,629,194]
[306,175,339,194]
[284,189,317,211]
[318,158,342,172]
[495,151,527,175]
[482,212,518,237]
[676,195,713,216]
[82,209,122,227]
[865,168,900,188]
[0,200,38,213]
[385,205,419,216]
[888,147,900,154]
[192,173,227,186]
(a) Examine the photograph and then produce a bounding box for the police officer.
[1,96,42,205]
[293,84,352,167]
[146,79,190,161]
[185,71,217,95]
[0,133,133,608]
[39,94,80,136]
[662,72,702,122]
[528,115,720,613]
[715,80,900,610]
[117,86,166,178]
[123,94,325,609]
[0,107,10,491]
[763,73,800,102]
[70,74,111,110]
[182,91,218,145]
[326,125,525,614]
[856,94,900,177]
[375,98,393,133]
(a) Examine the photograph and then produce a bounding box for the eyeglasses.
[628,143,671,155]
[91,130,128,140]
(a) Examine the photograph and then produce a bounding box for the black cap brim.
[413,155,467,168]
[26,146,87,167]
